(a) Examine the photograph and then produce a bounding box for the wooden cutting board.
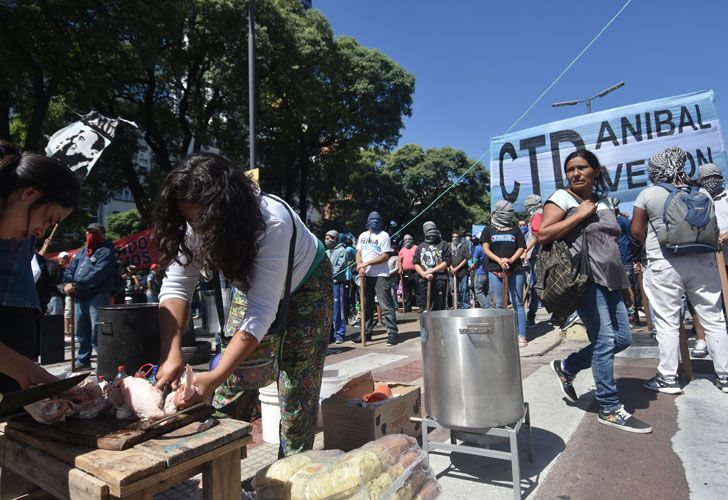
[5,404,214,451]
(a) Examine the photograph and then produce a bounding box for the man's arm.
[631,207,648,242]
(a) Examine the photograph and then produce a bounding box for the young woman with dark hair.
[153,152,332,457]
[0,141,81,393]
[539,148,651,433]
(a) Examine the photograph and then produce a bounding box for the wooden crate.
[0,419,251,500]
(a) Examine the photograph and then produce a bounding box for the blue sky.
[315,0,728,167]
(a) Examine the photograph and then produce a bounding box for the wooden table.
[0,418,251,500]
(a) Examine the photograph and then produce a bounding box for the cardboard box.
[322,371,422,451]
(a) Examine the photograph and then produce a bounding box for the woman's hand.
[623,287,634,309]
[574,200,597,221]
[175,371,220,408]
[155,349,185,389]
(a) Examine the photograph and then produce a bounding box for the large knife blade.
[0,372,89,416]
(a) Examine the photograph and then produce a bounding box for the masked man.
[398,235,419,312]
[325,230,350,344]
[63,223,116,370]
[414,221,452,311]
[356,212,399,345]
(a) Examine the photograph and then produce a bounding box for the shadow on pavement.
[431,426,565,499]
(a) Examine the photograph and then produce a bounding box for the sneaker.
[691,339,708,358]
[352,336,372,344]
[597,405,652,433]
[386,337,399,346]
[643,373,682,394]
[334,339,344,345]
[715,376,728,393]
[550,360,578,402]
[73,361,92,371]
[560,313,579,331]
[526,318,536,328]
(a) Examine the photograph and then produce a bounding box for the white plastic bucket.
[259,382,280,444]
[317,369,350,427]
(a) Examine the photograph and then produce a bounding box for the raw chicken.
[118,376,166,420]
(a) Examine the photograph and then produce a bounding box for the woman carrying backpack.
[539,149,652,434]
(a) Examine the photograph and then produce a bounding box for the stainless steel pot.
[420,308,524,430]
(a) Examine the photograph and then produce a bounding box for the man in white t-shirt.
[356,211,399,345]
[632,147,728,394]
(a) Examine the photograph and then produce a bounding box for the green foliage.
[325,145,490,240]
[106,210,146,240]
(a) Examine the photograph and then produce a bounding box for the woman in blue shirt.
[0,142,80,393]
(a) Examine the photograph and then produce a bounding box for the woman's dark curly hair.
[153,153,266,290]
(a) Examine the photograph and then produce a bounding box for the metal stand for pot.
[420,402,532,500]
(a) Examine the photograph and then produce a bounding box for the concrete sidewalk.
[42,308,726,499]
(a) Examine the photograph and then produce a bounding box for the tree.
[106,209,146,240]
[325,145,490,240]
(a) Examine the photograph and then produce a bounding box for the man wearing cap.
[63,223,117,370]
[356,212,399,345]
[325,230,349,343]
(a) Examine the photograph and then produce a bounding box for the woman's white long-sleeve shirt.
[158,195,319,341]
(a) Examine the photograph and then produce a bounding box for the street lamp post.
[552,81,625,114]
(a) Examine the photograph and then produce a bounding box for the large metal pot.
[420,308,524,430]
[96,304,160,380]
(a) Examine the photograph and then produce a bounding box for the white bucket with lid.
[259,382,280,444]
[317,368,350,427]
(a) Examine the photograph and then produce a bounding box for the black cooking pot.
[96,304,160,381]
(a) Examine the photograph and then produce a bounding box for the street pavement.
[44,307,727,499]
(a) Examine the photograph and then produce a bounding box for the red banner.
[46,228,159,269]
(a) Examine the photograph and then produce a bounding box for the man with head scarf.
[356,212,399,345]
[413,221,452,311]
[325,230,349,343]
[63,223,117,370]
[522,194,544,326]
[449,230,471,309]
[632,147,728,394]
[398,234,419,312]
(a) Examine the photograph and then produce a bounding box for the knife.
[0,372,90,417]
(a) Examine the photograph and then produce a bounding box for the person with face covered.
[449,230,471,309]
[413,221,452,311]
[398,234,419,312]
[356,212,399,345]
[325,230,349,343]
[480,201,528,346]
[64,223,117,370]
[0,141,81,392]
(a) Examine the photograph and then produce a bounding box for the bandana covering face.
[491,200,514,228]
[367,211,382,233]
[648,147,690,185]
[422,221,441,244]
[86,231,104,256]
[698,163,725,198]
[523,194,543,215]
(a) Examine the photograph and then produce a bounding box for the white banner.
[490,90,727,211]
[45,111,119,180]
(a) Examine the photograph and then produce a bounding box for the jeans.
[402,271,418,310]
[526,267,539,320]
[75,293,111,365]
[473,273,492,308]
[47,296,64,315]
[452,275,471,309]
[332,282,347,341]
[364,276,398,337]
[489,271,526,337]
[563,283,631,412]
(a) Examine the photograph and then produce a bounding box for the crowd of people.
[2,138,728,446]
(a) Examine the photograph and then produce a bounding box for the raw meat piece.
[24,399,74,424]
[118,376,166,420]
[61,379,108,418]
